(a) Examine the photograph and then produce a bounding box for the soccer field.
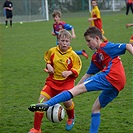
[0,11,133,133]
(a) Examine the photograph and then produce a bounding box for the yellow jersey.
[44,46,82,81]
[91,6,104,34]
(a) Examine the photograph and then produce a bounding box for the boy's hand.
[62,71,72,78]
[46,64,54,74]
[71,34,76,39]
[125,24,129,28]
[126,24,133,28]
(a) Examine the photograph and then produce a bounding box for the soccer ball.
[20,21,23,24]
[46,104,65,123]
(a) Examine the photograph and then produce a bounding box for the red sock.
[65,102,75,119]
[34,112,44,130]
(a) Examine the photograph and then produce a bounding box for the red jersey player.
[51,10,88,59]
[29,26,133,133]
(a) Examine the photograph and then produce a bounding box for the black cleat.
[28,103,49,112]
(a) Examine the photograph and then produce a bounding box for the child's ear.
[95,36,99,40]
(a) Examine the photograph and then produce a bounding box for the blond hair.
[58,29,72,40]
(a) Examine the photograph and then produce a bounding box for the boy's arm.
[126,44,133,56]
[71,28,76,38]
[88,17,97,22]
[126,23,133,28]
[64,24,76,38]
[51,31,56,36]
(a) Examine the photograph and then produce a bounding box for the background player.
[125,0,133,15]
[88,0,108,43]
[52,10,88,59]
[28,29,82,133]
[29,26,133,133]
[3,0,13,28]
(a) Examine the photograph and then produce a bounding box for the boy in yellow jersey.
[126,23,133,45]
[88,0,108,43]
[28,29,82,133]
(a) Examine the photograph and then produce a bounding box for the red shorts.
[40,77,75,99]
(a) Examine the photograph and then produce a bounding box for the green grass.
[0,11,133,133]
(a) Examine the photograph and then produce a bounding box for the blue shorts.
[84,73,119,108]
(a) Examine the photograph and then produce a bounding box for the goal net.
[0,0,49,23]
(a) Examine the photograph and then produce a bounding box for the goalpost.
[23,0,49,22]
[42,0,49,21]
[0,0,49,23]
[112,0,123,11]
[88,0,92,12]
[26,0,49,22]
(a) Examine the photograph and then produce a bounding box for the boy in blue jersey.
[51,10,88,59]
[29,27,133,133]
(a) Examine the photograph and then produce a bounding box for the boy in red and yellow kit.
[88,0,108,43]
[28,29,82,133]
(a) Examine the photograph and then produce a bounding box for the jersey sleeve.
[52,26,59,35]
[95,7,100,18]
[103,42,126,58]
[87,61,100,74]
[44,48,53,64]
[64,23,73,31]
[70,53,82,77]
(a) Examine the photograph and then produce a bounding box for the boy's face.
[91,1,97,7]
[58,36,70,52]
[53,15,60,23]
[84,35,99,50]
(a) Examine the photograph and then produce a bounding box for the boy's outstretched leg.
[28,103,49,112]
[28,91,73,112]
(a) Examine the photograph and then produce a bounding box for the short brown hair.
[91,0,97,3]
[52,10,61,18]
[84,26,102,39]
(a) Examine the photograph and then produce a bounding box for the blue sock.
[45,91,73,106]
[75,50,82,55]
[89,113,101,133]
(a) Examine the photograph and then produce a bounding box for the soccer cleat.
[65,118,75,131]
[82,50,88,59]
[28,103,49,112]
[28,128,42,133]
